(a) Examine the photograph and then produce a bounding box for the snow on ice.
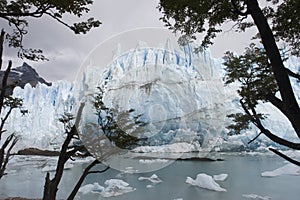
[78,182,104,194]
[138,174,163,184]
[101,179,136,197]
[261,163,300,177]
[138,159,169,164]
[79,179,135,197]
[186,173,227,192]
[242,194,271,200]
[3,40,300,152]
[213,173,228,181]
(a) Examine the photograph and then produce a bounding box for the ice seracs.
[97,40,225,150]
[3,40,300,152]
[7,81,74,150]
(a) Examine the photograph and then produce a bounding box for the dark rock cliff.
[0,62,51,95]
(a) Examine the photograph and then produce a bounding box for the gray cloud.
[2,0,255,82]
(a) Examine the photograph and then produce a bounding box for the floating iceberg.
[186,173,227,192]
[146,184,154,189]
[213,173,228,181]
[138,174,163,184]
[139,159,169,164]
[78,182,104,194]
[242,194,271,200]
[79,179,136,197]
[261,163,300,177]
[101,179,136,197]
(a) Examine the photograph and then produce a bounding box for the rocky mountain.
[0,62,51,95]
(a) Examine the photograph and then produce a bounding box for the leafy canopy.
[158,0,300,56]
[93,87,145,150]
[0,0,101,61]
[223,43,278,134]
[158,0,300,160]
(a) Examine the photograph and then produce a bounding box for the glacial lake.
[0,152,300,200]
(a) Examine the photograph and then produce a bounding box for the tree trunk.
[246,0,300,137]
[67,160,107,200]
[0,30,4,70]
[42,132,73,200]
[43,104,85,199]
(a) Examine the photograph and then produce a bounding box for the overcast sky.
[2,0,256,82]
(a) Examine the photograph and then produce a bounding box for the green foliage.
[227,112,266,135]
[0,0,101,61]
[159,0,300,141]
[271,0,300,56]
[72,17,101,34]
[223,43,280,134]
[158,0,244,49]
[224,43,278,106]
[0,32,26,179]
[158,0,300,55]
[93,87,145,150]
[3,96,23,108]
[226,113,252,135]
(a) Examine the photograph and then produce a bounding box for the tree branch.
[0,133,18,178]
[265,93,284,113]
[248,132,262,144]
[285,68,300,82]
[43,103,85,200]
[269,148,300,166]
[66,145,85,159]
[87,167,110,174]
[0,107,13,140]
[0,30,4,71]
[240,99,300,150]
[0,61,12,114]
[0,6,47,18]
[247,0,300,137]
[45,12,73,32]
[231,0,249,16]
[67,160,109,200]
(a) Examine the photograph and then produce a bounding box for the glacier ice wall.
[5,81,74,150]
[2,40,300,152]
[79,41,226,149]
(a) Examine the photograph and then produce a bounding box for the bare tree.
[0,30,25,179]
[42,103,109,200]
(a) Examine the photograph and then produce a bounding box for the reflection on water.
[0,153,300,200]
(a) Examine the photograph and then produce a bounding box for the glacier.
[78,40,226,155]
[6,81,75,150]
[3,40,300,153]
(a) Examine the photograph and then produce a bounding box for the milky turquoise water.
[0,153,299,200]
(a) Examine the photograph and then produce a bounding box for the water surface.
[0,153,299,200]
